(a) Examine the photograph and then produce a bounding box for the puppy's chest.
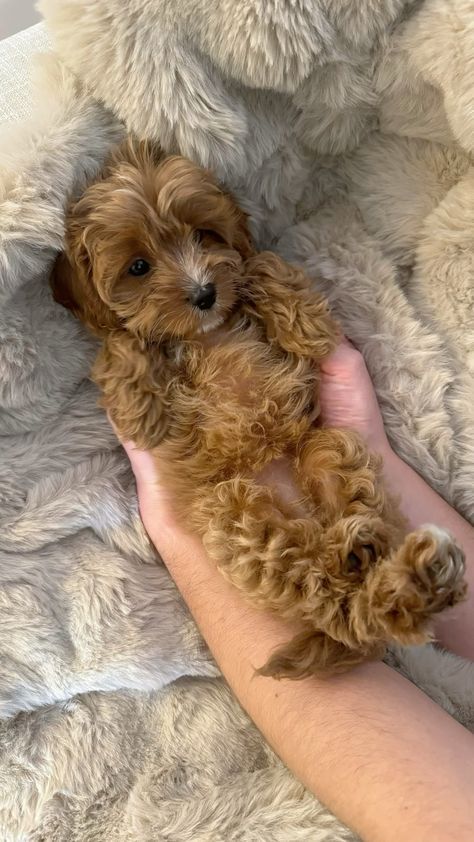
[168,324,316,444]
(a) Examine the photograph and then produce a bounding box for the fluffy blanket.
[1,1,474,838]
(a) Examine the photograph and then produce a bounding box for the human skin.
[120,340,474,842]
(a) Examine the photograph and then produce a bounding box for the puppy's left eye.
[128,259,151,277]
[196,229,226,245]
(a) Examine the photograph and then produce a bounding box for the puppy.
[51,140,466,678]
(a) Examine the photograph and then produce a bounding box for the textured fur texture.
[0,0,474,838]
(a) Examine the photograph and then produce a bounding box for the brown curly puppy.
[51,140,466,678]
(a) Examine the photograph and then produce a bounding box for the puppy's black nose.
[191,283,216,310]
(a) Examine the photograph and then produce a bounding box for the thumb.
[107,413,159,490]
[121,440,159,490]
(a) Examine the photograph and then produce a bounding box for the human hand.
[318,338,392,459]
[121,442,181,549]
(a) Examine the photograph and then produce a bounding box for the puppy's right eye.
[196,229,226,245]
[128,259,151,277]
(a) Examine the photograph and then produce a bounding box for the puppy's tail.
[257,629,384,680]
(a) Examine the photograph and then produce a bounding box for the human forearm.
[158,524,474,842]
[383,449,474,659]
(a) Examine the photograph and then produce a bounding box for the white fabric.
[0,23,50,125]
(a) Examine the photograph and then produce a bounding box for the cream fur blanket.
[1,1,474,838]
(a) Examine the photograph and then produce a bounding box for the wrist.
[380,446,405,477]
[379,446,413,501]
[147,514,210,577]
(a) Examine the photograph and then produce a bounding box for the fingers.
[319,334,363,375]
[122,440,158,483]
[339,335,356,350]
[107,411,121,441]
[107,411,159,488]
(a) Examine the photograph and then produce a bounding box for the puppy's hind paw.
[413,525,466,612]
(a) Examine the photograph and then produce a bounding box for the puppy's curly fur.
[51,141,466,678]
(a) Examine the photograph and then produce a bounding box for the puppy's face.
[52,143,254,341]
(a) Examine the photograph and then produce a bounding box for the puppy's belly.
[190,336,315,466]
[256,457,310,519]
[161,332,316,519]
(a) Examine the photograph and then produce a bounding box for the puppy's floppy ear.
[50,250,81,312]
[228,200,255,259]
[93,330,171,448]
[243,252,339,360]
[50,237,120,337]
